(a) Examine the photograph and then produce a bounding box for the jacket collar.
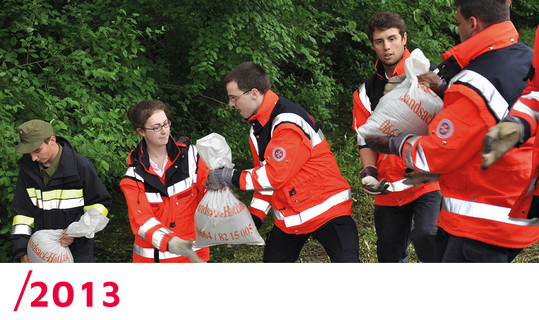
[374,47,411,80]
[18,136,78,186]
[128,135,180,173]
[441,21,519,69]
[247,89,279,127]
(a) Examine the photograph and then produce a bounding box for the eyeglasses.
[144,119,171,132]
[228,89,252,103]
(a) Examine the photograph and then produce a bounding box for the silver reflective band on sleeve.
[254,166,273,189]
[244,169,255,190]
[403,137,432,173]
[272,113,324,148]
[124,167,145,182]
[276,189,352,227]
[258,190,274,196]
[450,70,509,121]
[513,98,539,122]
[133,244,205,260]
[11,224,32,236]
[152,228,173,249]
[138,217,161,241]
[249,197,272,214]
[443,197,539,226]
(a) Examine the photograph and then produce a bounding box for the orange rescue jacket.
[240,90,352,234]
[120,136,210,262]
[401,21,538,248]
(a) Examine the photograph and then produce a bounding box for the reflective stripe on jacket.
[401,21,538,248]
[11,136,111,262]
[352,47,440,206]
[240,90,352,234]
[120,136,210,262]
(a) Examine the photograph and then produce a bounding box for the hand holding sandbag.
[384,74,407,95]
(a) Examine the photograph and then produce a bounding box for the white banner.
[0,263,537,319]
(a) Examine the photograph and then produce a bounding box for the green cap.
[15,120,54,153]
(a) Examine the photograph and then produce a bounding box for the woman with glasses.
[120,99,210,262]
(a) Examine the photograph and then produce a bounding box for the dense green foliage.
[0,0,537,262]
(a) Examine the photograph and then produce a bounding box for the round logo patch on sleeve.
[436,119,454,139]
[272,147,286,161]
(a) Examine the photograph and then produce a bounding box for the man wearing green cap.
[11,119,112,262]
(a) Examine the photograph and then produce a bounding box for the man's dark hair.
[224,62,271,94]
[366,11,407,43]
[455,0,510,27]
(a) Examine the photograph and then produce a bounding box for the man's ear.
[469,16,484,36]
[402,32,407,46]
[49,135,57,144]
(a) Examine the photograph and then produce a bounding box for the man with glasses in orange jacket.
[206,62,360,262]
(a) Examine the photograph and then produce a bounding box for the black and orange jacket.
[234,90,352,235]
[401,21,538,248]
[120,136,210,262]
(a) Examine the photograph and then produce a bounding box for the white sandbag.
[66,208,109,238]
[27,229,74,263]
[194,187,265,247]
[195,132,234,170]
[194,133,265,247]
[356,48,443,145]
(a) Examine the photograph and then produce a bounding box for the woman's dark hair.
[127,99,170,131]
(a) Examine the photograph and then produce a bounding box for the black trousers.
[435,228,522,262]
[262,215,360,262]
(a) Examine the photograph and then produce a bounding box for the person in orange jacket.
[482,24,539,227]
[120,100,209,263]
[352,11,442,262]
[366,0,537,262]
[206,62,360,262]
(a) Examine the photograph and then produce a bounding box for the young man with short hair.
[366,0,537,262]
[352,11,442,262]
[206,62,360,262]
[11,119,111,262]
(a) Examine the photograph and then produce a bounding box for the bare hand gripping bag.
[27,209,109,263]
[27,230,74,263]
[194,133,265,247]
[356,48,444,145]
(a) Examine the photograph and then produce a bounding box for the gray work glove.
[403,171,439,187]
[167,237,204,263]
[482,120,523,170]
[360,166,390,195]
[205,167,236,190]
[383,74,407,95]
